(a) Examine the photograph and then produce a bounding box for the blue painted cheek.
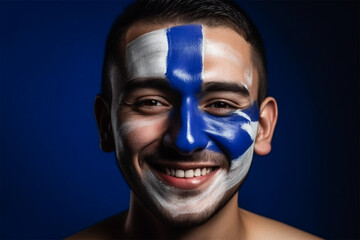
[203,103,259,160]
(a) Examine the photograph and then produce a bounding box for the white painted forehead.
[125,25,252,89]
[126,28,169,80]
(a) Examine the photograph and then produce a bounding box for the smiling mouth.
[161,166,215,178]
[148,163,219,190]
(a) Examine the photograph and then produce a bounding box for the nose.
[165,97,209,154]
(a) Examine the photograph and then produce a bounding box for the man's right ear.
[94,95,115,152]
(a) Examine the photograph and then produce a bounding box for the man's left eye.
[209,101,233,108]
[203,100,237,116]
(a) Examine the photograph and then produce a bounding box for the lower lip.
[153,168,218,190]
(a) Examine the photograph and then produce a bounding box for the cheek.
[206,119,255,160]
[120,115,168,153]
[203,107,259,160]
[223,126,255,160]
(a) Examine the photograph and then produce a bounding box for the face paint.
[128,25,258,158]
[126,28,168,81]
[165,25,205,152]
[142,143,256,218]
[119,115,167,136]
[120,24,259,223]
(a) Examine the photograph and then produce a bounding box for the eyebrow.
[201,82,250,97]
[123,79,250,99]
[123,78,173,93]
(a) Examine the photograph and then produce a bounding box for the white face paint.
[114,24,259,225]
[202,36,254,93]
[120,116,167,136]
[204,39,244,68]
[142,128,257,218]
[126,28,168,81]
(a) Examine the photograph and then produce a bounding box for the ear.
[94,95,115,152]
[254,97,278,155]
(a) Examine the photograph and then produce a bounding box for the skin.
[119,24,260,225]
[68,22,322,240]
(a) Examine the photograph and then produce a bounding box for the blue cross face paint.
[116,24,259,224]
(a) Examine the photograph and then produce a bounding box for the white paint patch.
[204,39,243,68]
[120,117,165,136]
[126,28,168,80]
[240,121,258,141]
[244,65,253,87]
[202,39,253,92]
[141,120,258,218]
[234,110,252,122]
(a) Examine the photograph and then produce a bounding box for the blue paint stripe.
[165,25,203,93]
[165,25,206,153]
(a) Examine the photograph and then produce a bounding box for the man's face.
[111,23,259,225]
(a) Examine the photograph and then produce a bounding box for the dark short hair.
[101,0,267,104]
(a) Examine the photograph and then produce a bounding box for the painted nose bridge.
[174,96,208,153]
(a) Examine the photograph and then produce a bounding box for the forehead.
[124,22,258,98]
[125,22,249,54]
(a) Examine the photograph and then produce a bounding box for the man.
[70,0,320,239]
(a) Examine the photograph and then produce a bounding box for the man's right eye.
[132,97,171,115]
[136,99,163,107]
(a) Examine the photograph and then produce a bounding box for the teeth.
[164,167,214,178]
[185,169,194,178]
[175,169,185,178]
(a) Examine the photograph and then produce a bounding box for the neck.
[124,192,246,239]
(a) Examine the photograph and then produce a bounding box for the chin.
[156,209,215,227]
[140,173,242,228]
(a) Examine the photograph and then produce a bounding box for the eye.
[136,99,163,107]
[209,101,234,109]
[203,100,238,116]
[131,97,171,115]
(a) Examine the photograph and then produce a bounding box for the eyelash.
[203,100,238,116]
[135,99,164,107]
[131,97,171,114]
[207,101,235,109]
[123,95,243,117]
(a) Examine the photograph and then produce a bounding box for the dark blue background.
[1,1,359,239]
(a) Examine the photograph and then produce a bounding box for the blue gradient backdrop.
[0,1,359,239]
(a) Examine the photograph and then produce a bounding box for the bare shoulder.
[66,211,128,240]
[239,208,323,240]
